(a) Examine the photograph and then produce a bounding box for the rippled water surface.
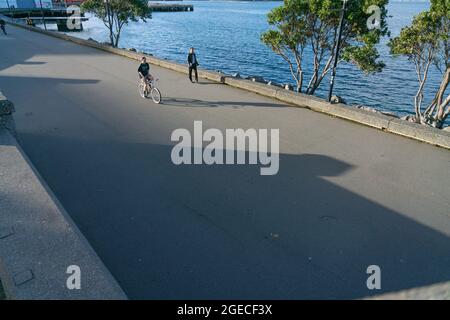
[66,0,446,118]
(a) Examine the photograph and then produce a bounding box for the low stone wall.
[5,20,450,150]
[0,91,16,139]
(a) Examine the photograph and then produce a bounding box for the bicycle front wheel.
[151,87,162,104]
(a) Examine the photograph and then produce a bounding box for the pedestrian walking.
[187,47,199,83]
[0,19,7,35]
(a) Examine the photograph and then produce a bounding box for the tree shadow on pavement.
[163,97,288,109]
[16,61,47,66]
[194,81,223,86]
[0,75,100,107]
[16,133,450,300]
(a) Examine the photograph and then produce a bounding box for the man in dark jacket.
[187,47,199,83]
[0,19,7,35]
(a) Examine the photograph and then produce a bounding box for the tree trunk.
[109,30,114,47]
[297,71,303,93]
[435,68,450,120]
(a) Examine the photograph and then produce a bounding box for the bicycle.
[138,77,162,104]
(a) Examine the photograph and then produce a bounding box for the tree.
[261,0,389,94]
[82,0,151,48]
[261,0,308,92]
[389,0,449,128]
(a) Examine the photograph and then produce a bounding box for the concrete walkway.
[0,128,126,299]
[1,25,449,299]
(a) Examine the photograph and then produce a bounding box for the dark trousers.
[189,65,198,82]
[0,25,6,35]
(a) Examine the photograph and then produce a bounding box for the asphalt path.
[1,25,450,299]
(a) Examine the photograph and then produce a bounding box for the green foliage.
[389,0,450,127]
[342,44,385,74]
[263,0,308,51]
[82,0,151,47]
[430,0,450,71]
[389,0,448,69]
[389,11,440,59]
[261,0,389,94]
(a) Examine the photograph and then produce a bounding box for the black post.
[39,0,47,31]
[5,0,13,22]
[328,0,348,102]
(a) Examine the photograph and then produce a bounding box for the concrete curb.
[0,93,127,300]
[5,20,450,150]
[367,281,450,300]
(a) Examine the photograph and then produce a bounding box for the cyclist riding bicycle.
[138,57,154,92]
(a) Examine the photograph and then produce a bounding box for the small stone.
[320,215,337,221]
[270,233,279,239]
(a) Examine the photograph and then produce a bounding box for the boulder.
[355,105,398,117]
[267,81,282,88]
[356,105,378,112]
[330,95,346,104]
[400,115,416,123]
[0,98,15,116]
[246,76,265,83]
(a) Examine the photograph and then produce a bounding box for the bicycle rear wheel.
[151,87,162,104]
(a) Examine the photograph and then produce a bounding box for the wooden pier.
[148,3,194,12]
[0,8,87,32]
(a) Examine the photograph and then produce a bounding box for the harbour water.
[64,0,446,119]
